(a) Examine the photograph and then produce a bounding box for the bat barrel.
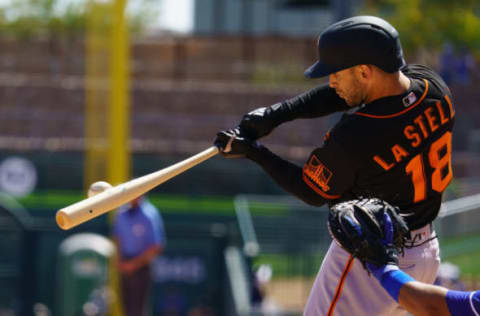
[56,185,131,230]
[56,178,161,230]
[56,211,70,229]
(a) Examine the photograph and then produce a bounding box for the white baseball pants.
[303,224,440,316]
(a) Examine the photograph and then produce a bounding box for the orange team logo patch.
[303,155,333,191]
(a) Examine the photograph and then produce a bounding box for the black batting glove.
[214,128,259,158]
[238,106,277,140]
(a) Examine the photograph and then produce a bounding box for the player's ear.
[358,65,372,79]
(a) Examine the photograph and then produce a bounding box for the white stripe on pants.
[303,236,440,316]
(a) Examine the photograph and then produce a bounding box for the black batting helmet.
[304,16,406,78]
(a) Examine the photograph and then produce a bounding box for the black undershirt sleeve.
[246,145,327,207]
[267,84,349,127]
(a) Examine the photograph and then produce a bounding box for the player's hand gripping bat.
[56,146,219,230]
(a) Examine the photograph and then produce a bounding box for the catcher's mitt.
[328,198,409,271]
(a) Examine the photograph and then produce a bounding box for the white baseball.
[87,181,112,198]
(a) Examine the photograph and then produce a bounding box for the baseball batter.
[214,16,455,315]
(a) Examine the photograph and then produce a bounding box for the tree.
[361,0,480,57]
[0,0,157,40]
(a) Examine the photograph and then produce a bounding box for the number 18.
[405,132,452,203]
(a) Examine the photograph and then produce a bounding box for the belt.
[405,223,435,247]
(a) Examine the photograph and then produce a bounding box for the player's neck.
[366,71,411,104]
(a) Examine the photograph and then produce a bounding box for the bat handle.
[197,146,220,160]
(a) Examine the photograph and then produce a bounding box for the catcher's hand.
[214,128,259,158]
[328,198,409,272]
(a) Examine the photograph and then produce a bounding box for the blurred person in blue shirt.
[113,196,166,316]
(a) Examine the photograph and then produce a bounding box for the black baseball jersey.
[249,64,455,230]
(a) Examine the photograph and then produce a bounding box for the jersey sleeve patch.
[302,140,356,200]
[302,152,343,200]
[304,155,333,192]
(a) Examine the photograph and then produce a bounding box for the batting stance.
[328,198,479,316]
[214,16,455,315]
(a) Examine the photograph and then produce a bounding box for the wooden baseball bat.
[56,146,219,230]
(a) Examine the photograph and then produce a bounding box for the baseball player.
[214,16,455,315]
[328,198,479,316]
[371,250,480,316]
[371,261,480,316]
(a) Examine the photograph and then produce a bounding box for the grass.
[17,191,236,214]
[18,190,84,209]
[439,234,480,258]
[439,234,480,277]
[16,190,290,216]
[445,251,480,276]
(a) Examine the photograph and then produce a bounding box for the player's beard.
[344,74,367,107]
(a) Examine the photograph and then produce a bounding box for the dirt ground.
[263,277,315,312]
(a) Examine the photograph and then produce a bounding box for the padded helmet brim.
[304,60,344,78]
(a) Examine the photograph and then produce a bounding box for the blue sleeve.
[446,290,480,316]
[371,266,414,302]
